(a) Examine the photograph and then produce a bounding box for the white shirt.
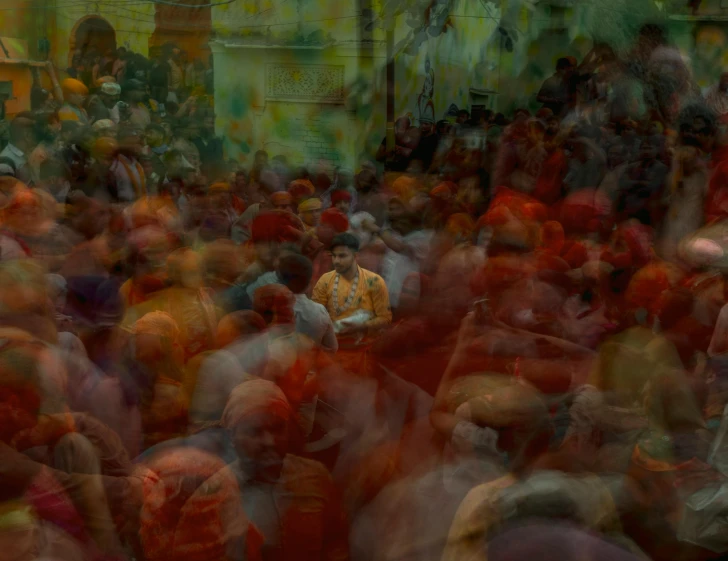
[381,229,433,309]
[0,143,28,182]
[294,294,338,352]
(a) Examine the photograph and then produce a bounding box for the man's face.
[101,93,119,108]
[202,117,215,135]
[334,200,351,214]
[420,122,434,136]
[231,411,289,482]
[69,92,86,107]
[146,129,163,147]
[256,241,279,269]
[331,245,356,275]
[254,153,268,168]
[300,209,322,227]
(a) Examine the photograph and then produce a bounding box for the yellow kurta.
[312,265,392,329]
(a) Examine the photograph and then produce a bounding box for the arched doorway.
[69,16,117,63]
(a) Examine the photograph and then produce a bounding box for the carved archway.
[69,16,117,65]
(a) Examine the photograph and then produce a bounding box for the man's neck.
[340,265,358,281]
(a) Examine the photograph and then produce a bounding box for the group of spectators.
[9,20,728,561]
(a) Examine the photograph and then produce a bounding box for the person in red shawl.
[141,447,262,561]
[221,379,350,561]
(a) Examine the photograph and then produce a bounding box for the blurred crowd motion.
[10,21,728,561]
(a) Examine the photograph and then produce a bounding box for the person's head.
[639,139,658,163]
[254,150,269,169]
[118,126,144,156]
[253,284,295,327]
[223,379,293,481]
[123,79,146,104]
[9,112,37,151]
[174,118,197,141]
[456,109,470,125]
[140,448,250,561]
[61,78,88,107]
[331,189,352,214]
[355,169,378,194]
[298,197,322,227]
[39,158,71,198]
[132,311,181,365]
[145,123,165,148]
[607,142,626,168]
[201,113,215,137]
[330,232,359,276]
[437,120,452,136]
[556,57,573,77]
[277,253,313,295]
[216,310,266,349]
[100,81,121,108]
[164,148,195,181]
[33,110,61,144]
[420,120,435,136]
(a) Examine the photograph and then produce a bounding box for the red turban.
[253,284,295,325]
[222,379,292,429]
[330,190,352,206]
[625,262,683,315]
[556,188,613,237]
[251,210,301,243]
[320,207,349,233]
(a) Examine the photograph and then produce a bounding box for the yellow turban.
[391,175,419,204]
[61,78,89,96]
[298,197,322,213]
[209,182,231,194]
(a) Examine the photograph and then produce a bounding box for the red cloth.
[330,190,352,206]
[251,210,302,244]
[555,188,613,237]
[532,149,568,204]
[705,159,728,224]
[320,208,349,233]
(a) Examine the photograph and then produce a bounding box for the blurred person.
[193,112,224,179]
[278,253,337,352]
[140,447,259,561]
[167,48,184,103]
[87,80,121,123]
[221,379,350,561]
[0,112,37,184]
[149,54,171,104]
[298,197,323,233]
[172,118,201,174]
[705,71,728,118]
[376,115,420,172]
[110,127,147,202]
[659,143,709,262]
[28,111,62,185]
[618,137,669,224]
[58,79,89,125]
[331,189,352,216]
[363,196,434,314]
[288,178,316,208]
[271,191,294,213]
[120,78,152,129]
[537,57,574,117]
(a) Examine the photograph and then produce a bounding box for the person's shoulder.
[360,268,386,288]
[316,270,336,285]
[282,454,335,488]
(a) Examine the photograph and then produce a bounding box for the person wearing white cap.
[87,81,122,124]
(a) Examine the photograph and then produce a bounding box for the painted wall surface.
[393,0,500,124]
[212,41,380,169]
[53,2,156,70]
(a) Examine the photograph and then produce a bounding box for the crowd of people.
[8,21,728,561]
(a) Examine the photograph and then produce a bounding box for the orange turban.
[288,179,315,203]
[270,191,292,207]
[430,181,458,200]
[208,182,230,194]
[391,175,419,204]
[61,78,89,96]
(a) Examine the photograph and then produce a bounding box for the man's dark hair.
[277,254,313,294]
[330,232,360,253]
[556,57,572,71]
[458,109,470,118]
